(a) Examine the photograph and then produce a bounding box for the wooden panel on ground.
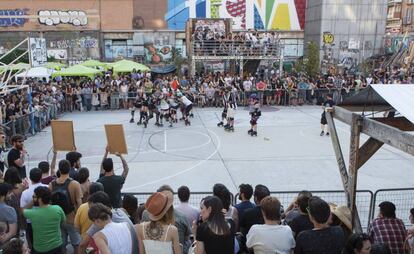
[105,124,128,154]
[51,120,75,151]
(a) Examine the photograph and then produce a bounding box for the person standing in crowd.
[246,196,295,254]
[98,146,129,209]
[76,167,90,203]
[39,150,57,185]
[294,196,345,254]
[0,132,6,178]
[23,186,66,254]
[1,238,29,254]
[88,203,132,254]
[368,201,407,254]
[122,194,139,224]
[193,196,235,254]
[343,233,372,254]
[135,191,182,254]
[240,184,270,236]
[320,94,335,136]
[284,190,312,225]
[213,183,239,231]
[235,183,255,220]
[176,186,200,227]
[0,183,17,247]
[65,151,82,180]
[7,134,27,179]
[49,159,83,254]
[20,168,47,249]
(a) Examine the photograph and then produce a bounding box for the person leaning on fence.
[176,185,200,227]
[287,192,314,239]
[368,201,407,254]
[234,183,255,220]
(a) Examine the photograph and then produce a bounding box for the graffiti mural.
[49,37,98,49]
[165,0,306,30]
[38,10,88,26]
[0,9,28,27]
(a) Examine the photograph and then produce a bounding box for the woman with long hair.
[135,191,181,254]
[194,196,235,254]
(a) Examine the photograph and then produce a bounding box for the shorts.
[185,104,193,116]
[33,245,64,254]
[320,112,327,125]
[61,223,81,247]
[250,119,257,125]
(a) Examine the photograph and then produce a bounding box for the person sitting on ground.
[287,191,313,239]
[79,191,138,254]
[49,159,83,254]
[98,146,129,209]
[0,183,17,247]
[76,167,91,203]
[246,196,295,254]
[368,201,407,254]
[65,151,82,180]
[193,196,235,254]
[176,185,200,226]
[122,194,139,224]
[284,190,312,224]
[20,168,47,249]
[141,185,191,254]
[88,202,132,254]
[240,184,270,236]
[294,196,345,254]
[1,238,29,254]
[74,182,104,240]
[23,186,66,254]
[135,191,182,254]
[213,183,239,231]
[343,233,372,254]
[235,183,255,220]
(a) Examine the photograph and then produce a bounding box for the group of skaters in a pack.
[129,85,262,136]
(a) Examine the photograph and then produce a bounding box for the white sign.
[29,38,47,67]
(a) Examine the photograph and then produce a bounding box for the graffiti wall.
[165,0,306,30]
[0,9,28,27]
[38,10,88,26]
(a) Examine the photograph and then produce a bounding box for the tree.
[171,47,187,77]
[304,42,320,78]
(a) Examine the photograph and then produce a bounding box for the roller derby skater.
[179,93,193,126]
[248,102,261,137]
[130,94,143,123]
[224,103,235,132]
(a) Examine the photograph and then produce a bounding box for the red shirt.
[171,80,179,90]
[256,81,266,91]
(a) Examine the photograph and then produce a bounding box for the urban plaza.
[0,1,413,254]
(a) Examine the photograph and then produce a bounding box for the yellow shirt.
[74,203,92,239]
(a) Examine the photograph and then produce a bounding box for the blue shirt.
[235,201,256,219]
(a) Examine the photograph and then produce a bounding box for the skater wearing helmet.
[248,101,261,136]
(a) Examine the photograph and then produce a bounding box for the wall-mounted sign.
[38,10,88,26]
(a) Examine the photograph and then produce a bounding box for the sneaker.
[320,131,324,136]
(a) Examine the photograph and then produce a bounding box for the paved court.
[25,106,414,195]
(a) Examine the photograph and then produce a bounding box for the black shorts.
[250,119,257,125]
[320,112,327,125]
[185,104,193,115]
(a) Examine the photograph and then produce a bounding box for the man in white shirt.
[20,168,47,248]
[246,196,295,254]
[175,186,199,226]
[243,78,253,105]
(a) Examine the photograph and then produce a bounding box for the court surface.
[25,106,414,195]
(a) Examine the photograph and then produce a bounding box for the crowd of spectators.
[0,136,413,254]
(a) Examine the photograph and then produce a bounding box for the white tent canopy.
[371,84,414,124]
[15,67,55,82]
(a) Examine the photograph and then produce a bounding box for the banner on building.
[29,38,47,67]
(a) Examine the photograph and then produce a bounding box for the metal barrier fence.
[372,188,414,228]
[191,41,281,57]
[235,190,374,230]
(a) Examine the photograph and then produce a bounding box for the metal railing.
[124,188,414,232]
[191,41,282,57]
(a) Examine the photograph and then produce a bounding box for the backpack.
[51,178,74,214]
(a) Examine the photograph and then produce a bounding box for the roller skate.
[248,129,253,135]
[250,131,257,137]
[169,123,173,127]
[217,121,224,127]
[129,118,134,123]
[225,126,234,132]
[185,119,191,126]
[143,120,148,128]
[190,113,194,118]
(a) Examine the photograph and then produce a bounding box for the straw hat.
[330,204,352,230]
[145,191,174,221]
